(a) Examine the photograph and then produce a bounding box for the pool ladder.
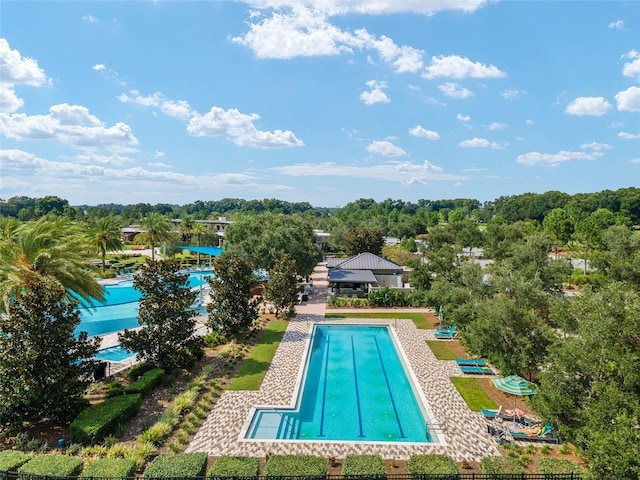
[426,415,447,436]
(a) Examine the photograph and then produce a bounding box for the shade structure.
[438,305,444,321]
[492,375,536,420]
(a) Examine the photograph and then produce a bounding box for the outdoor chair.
[460,365,494,375]
[509,425,560,444]
[455,358,488,367]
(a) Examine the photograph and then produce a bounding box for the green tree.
[224,213,321,277]
[264,254,299,318]
[343,227,384,256]
[532,284,640,479]
[206,255,260,337]
[135,212,173,261]
[118,259,202,369]
[191,223,208,266]
[0,218,103,312]
[0,277,100,428]
[542,208,573,258]
[86,216,124,273]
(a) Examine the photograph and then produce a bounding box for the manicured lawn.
[426,340,458,360]
[325,312,429,329]
[450,377,498,411]
[227,321,288,390]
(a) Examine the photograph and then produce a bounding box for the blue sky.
[1,1,639,207]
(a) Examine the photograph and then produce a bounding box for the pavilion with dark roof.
[326,252,404,297]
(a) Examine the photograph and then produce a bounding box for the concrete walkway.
[187,263,500,461]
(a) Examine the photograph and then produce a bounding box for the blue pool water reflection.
[77,270,211,338]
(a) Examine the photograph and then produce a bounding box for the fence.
[0,473,584,480]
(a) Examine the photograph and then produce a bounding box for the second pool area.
[246,324,435,443]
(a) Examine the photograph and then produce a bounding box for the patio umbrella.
[438,305,444,322]
[492,375,536,421]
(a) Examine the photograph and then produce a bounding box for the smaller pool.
[94,345,135,363]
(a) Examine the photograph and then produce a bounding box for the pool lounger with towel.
[460,365,494,375]
[455,358,488,367]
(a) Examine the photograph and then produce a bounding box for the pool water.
[94,345,135,362]
[246,324,433,443]
[77,270,211,338]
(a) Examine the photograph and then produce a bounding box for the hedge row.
[480,456,525,475]
[124,368,165,396]
[208,456,260,477]
[70,393,143,445]
[79,458,137,478]
[143,452,208,477]
[0,450,31,471]
[407,454,459,475]
[342,454,386,478]
[17,454,83,476]
[263,455,326,477]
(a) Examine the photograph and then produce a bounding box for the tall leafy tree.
[224,213,321,277]
[0,277,100,428]
[533,283,640,479]
[343,226,384,256]
[206,255,260,337]
[119,259,202,369]
[542,208,573,258]
[264,254,299,318]
[86,216,124,273]
[135,212,173,261]
[0,217,103,312]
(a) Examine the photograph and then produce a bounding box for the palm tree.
[0,217,104,312]
[191,222,208,266]
[179,215,195,243]
[87,216,124,273]
[136,212,173,261]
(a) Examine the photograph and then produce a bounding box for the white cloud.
[148,161,171,168]
[630,158,640,164]
[459,137,503,149]
[502,88,524,99]
[580,141,612,151]
[526,119,535,125]
[366,140,406,157]
[516,150,600,166]
[615,86,640,112]
[565,96,611,116]
[118,90,194,119]
[0,103,138,151]
[154,151,166,158]
[457,113,471,123]
[608,20,625,30]
[187,106,303,149]
[622,51,640,80]
[82,14,99,23]
[272,159,467,186]
[423,55,506,79]
[409,125,440,140]
[618,131,640,139]
[0,39,50,113]
[160,100,193,120]
[92,64,106,71]
[488,122,507,130]
[0,39,49,86]
[360,80,390,105]
[438,82,473,99]
[243,1,490,16]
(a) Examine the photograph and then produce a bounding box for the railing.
[0,472,585,480]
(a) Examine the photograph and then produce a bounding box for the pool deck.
[187,265,500,461]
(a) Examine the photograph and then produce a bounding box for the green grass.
[426,340,459,360]
[450,377,498,411]
[227,320,288,390]
[325,312,429,329]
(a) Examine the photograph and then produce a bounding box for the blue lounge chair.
[455,358,488,367]
[510,425,560,444]
[481,408,520,421]
[460,365,494,375]
[436,324,455,333]
[435,326,457,339]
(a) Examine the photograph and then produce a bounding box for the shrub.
[126,361,154,382]
[342,454,386,478]
[124,368,164,396]
[538,458,584,475]
[70,394,143,445]
[143,452,208,477]
[0,450,31,471]
[203,331,227,347]
[480,456,525,476]
[407,454,459,475]
[105,381,125,398]
[264,455,326,478]
[368,287,409,307]
[209,456,260,477]
[17,454,83,476]
[172,389,199,413]
[140,421,173,445]
[79,458,137,477]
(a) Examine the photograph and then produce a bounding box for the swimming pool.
[245,324,434,443]
[77,270,211,338]
[94,345,135,362]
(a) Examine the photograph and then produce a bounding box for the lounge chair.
[460,365,494,375]
[435,327,457,339]
[481,408,522,421]
[436,325,455,335]
[455,358,488,367]
[509,425,560,444]
[487,424,512,445]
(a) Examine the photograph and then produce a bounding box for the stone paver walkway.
[187,265,499,461]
